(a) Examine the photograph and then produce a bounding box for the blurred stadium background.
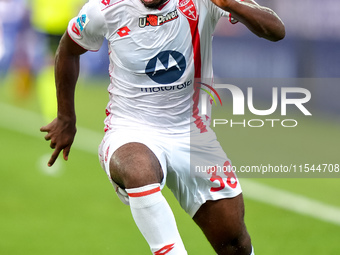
[1,0,340,254]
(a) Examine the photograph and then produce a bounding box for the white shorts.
[98,126,242,217]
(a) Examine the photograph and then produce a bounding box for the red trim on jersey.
[182,0,207,133]
[127,186,161,197]
[101,0,125,11]
[66,31,99,52]
[229,0,244,24]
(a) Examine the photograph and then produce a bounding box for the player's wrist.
[57,112,76,125]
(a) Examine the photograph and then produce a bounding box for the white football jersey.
[68,0,236,134]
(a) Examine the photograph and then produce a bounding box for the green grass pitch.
[1,76,340,254]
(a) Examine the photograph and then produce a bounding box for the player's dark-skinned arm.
[211,0,285,41]
[40,32,87,167]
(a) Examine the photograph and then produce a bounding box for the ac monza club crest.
[177,0,198,21]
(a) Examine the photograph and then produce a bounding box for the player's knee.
[215,231,252,255]
[109,142,163,189]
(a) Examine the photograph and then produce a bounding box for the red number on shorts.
[208,161,238,192]
[209,166,225,192]
[223,161,238,189]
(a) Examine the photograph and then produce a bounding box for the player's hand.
[40,117,77,167]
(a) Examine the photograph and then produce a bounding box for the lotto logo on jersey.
[101,0,110,6]
[139,10,178,28]
[177,0,197,21]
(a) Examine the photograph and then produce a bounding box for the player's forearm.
[213,0,285,41]
[54,35,80,124]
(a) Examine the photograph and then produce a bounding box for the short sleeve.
[67,0,107,51]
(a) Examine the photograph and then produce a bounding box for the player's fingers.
[44,133,52,141]
[40,125,47,132]
[63,146,71,161]
[40,124,51,133]
[50,141,56,149]
[48,148,62,167]
[40,125,53,140]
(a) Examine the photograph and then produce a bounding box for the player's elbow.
[266,28,285,42]
[259,19,285,42]
[263,13,286,42]
[269,23,285,42]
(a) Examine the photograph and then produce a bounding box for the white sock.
[126,183,187,255]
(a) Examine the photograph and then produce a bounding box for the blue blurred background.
[213,0,340,79]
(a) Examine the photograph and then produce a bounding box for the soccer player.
[40,0,284,254]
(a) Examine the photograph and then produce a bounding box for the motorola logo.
[145,51,186,84]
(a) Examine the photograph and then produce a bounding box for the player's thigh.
[192,194,251,254]
[109,142,164,189]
